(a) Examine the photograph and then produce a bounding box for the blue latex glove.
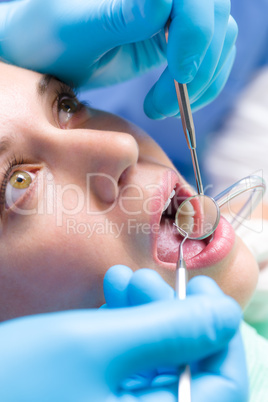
[0,0,237,117]
[104,265,249,402]
[0,268,245,402]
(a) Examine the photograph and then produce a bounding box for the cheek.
[188,236,259,308]
[0,217,108,321]
[221,237,259,308]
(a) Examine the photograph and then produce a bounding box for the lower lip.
[155,216,235,269]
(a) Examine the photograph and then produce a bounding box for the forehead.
[0,62,43,126]
[0,61,44,109]
[0,61,41,90]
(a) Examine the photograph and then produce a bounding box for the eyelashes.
[54,81,79,102]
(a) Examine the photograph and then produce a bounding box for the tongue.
[157,218,206,263]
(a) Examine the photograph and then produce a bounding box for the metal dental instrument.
[165,25,204,194]
[164,23,204,195]
[175,82,204,195]
[165,25,203,195]
[174,224,192,402]
[175,225,188,299]
[173,83,223,239]
[165,26,221,240]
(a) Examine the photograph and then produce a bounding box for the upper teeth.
[162,189,175,212]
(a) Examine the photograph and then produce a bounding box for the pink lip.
[150,170,236,270]
[149,169,193,219]
[185,216,235,269]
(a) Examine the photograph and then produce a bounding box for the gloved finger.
[127,269,174,305]
[0,0,171,52]
[167,0,215,83]
[190,46,236,113]
[143,47,232,119]
[192,331,248,401]
[187,275,228,297]
[0,1,21,53]
[88,0,172,49]
[143,32,236,120]
[104,267,175,308]
[0,0,171,87]
[116,384,177,402]
[103,265,133,308]
[102,292,241,383]
[58,0,165,45]
[0,1,18,29]
[189,14,238,102]
[143,66,178,119]
[105,268,175,389]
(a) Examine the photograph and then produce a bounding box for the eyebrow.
[0,74,75,161]
[0,74,53,159]
[0,75,53,160]
[0,136,14,160]
[36,73,55,96]
[36,73,76,97]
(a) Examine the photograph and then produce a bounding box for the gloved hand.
[104,265,249,402]
[0,0,237,117]
[0,266,245,402]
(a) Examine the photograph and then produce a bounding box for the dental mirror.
[175,194,220,240]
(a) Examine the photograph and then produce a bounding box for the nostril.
[118,166,133,188]
[89,132,139,204]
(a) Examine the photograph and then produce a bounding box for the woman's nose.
[88,131,139,203]
[35,125,139,204]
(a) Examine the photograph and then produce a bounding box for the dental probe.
[165,24,204,194]
[176,227,189,299]
[174,82,204,195]
[174,224,192,402]
[164,26,204,195]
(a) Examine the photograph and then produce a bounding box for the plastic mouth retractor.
[175,175,266,239]
[214,175,266,229]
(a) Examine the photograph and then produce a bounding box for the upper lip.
[156,169,194,222]
[150,169,194,251]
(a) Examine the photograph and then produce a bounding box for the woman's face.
[0,63,258,321]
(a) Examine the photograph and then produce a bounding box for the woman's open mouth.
[152,171,235,269]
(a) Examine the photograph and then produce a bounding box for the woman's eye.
[5,170,35,209]
[58,96,81,126]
